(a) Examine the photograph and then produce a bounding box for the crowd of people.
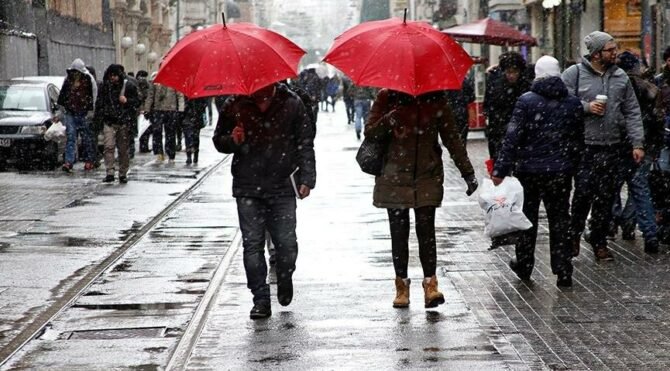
[55,61,211,183]
[50,29,670,318]
[486,31,670,290]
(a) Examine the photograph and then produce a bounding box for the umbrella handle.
[403,8,407,24]
[221,12,226,28]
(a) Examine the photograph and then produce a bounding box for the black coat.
[213,84,316,198]
[493,76,584,177]
[94,65,141,126]
[484,70,531,142]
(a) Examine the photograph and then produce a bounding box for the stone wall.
[0,33,39,80]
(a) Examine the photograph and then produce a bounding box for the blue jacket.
[493,76,584,177]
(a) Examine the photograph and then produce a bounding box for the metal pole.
[176,0,180,40]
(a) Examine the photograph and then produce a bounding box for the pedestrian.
[342,75,355,124]
[125,73,141,159]
[364,88,478,309]
[351,84,377,140]
[562,31,645,260]
[142,80,185,163]
[182,97,208,164]
[295,68,321,123]
[483,51,531,160]
[492,56,584,287]
[212,83,316,319]
[135,70,152,153]
[445,74,475,146]
[325,75,340,112]
[56,58,97,172]
[608,51,664,253]
[94,64,141,183]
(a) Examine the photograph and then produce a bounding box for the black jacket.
[493,76,584,177]
[213,83,316,198]
[484,69,531,137]
[94,64,141,126]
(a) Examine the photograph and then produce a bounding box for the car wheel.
[41,141,60,170]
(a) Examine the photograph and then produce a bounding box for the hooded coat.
[365,89,474,209]
[94,64,141,126]
[493,76,584,178]
[561,57,644,148]
[57,58,97,114]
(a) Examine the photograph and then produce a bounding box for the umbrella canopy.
[154,22,305,97]
[443,18,537,47]
[323,17,473,96]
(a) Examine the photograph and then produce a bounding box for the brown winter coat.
[364,89,474,209]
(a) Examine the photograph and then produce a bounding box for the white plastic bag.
[477,177,533,238]
[44,122,66,143]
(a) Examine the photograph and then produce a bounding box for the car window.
[48,86,59,107]
[0,86,47,111]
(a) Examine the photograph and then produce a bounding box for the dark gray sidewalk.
[183,104,670,370]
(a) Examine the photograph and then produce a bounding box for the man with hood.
[94,64,141,183]
[562,31,645,260]
[56,58,97,172]
[610,51,664,253]
[492,56,583,288]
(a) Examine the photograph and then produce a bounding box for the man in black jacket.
[94,64,141,183]
[213,83,316,319]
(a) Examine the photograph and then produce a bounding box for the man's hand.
[298,185,311,199]
[492,176,504,186]
[464,174,478,196]
[119,95,127,104]
[633,148,645,164]
[231,126,245,145]
[589,101,605,116]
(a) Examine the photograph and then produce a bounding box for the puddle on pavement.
[111,262,132,272]
[63,236,95,247]
[129,364,160,371]
[252,353,299,364]
[83,291,107,296]
[176,278,210,283]
[67,326,166,340]
[176,288,206,295]
[72,303,190,310]
[64,199,91,208]
[119,221,144,241]
[0,242,9,251]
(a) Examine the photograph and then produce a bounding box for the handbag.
[356,136,387,176]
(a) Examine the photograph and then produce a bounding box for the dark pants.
[183,123,200,154]
[344,97,354,123]
[515,173,573,278]
[387,206,436,278]
[139,119,156,152]
[152,111,177,159]
[236,196,298,304]
[571,145,630,247]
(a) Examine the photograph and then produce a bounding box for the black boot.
[186,152,192,165]
[509,259,531,281]
[193,151,198,164]
[249,301,271,319]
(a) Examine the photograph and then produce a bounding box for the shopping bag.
[478,177,532,238]
[44,122,66,143]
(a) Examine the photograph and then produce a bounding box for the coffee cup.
[595,94,607,105]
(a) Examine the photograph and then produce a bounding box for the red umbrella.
[443,18,537,47]
[154,19,305,98]
[323,15,473,96]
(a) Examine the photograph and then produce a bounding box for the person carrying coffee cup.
[561,31,645,261]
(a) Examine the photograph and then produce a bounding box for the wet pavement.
[3,103,670,369]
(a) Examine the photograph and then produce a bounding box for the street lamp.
[147,51,159,63]
[120,36,133,50]
[135,43,146,56]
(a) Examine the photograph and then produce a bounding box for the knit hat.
[616,51,640,72]
[534,55,561,79]
[584,31,614,55]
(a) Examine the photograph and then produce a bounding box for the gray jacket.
[561,58,643,147]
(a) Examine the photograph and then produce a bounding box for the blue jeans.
[236,196,298,304]
[612,157,657,241]
[64,112,94,164]
[354,99,371,133]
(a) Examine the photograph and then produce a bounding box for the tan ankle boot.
[422,275,445,308]
[393,277,411,308]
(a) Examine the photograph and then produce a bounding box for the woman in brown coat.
[364,89,478,308]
